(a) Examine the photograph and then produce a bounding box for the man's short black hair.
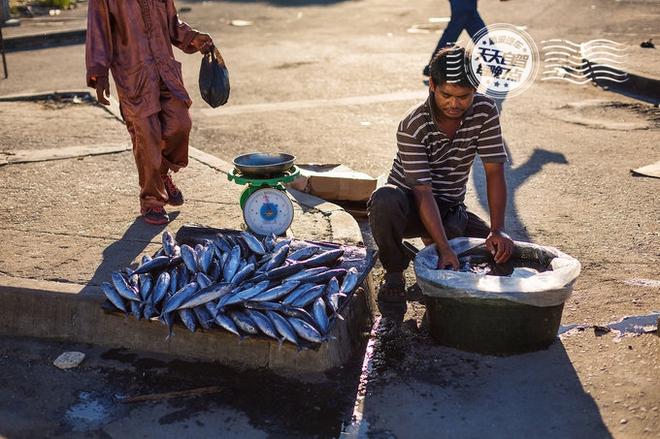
[429,46,474,89]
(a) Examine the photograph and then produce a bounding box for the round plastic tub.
[414,238,581,355]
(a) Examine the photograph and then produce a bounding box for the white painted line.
[201,90,428,117]
[340,316,381,438]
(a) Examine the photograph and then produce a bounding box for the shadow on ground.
[472,147,569,242]
[80,214,178,294]
[358,324,612,438]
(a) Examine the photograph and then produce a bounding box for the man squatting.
[368,46,515,321]
[86,0,213,225]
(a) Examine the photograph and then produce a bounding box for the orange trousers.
[124,82,192,210]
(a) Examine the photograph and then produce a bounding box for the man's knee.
[443,222,463,240]
[367,185,408,217]
[442,207,469,240]
[164,112,192,139]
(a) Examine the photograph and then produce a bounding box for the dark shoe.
[162,173,184,206]
[377,272,407,322]
[406,282,424,303]
[142,206,170,225]
[423,64,431,77]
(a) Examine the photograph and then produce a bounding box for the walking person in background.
[424,0,487,76]
[86,0,213,224]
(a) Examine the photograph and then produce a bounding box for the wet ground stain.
[99,345,366,437]
[65,391,117,432]
[559,312,659,338]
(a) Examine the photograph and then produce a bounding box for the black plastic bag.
[199,46,230,108]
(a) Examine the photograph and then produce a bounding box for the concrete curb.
[3,28,86,52]
[584,58,660,105]
[0,90,93,102]
[0,276,371,374]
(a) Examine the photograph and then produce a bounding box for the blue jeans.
[431,0,487,60]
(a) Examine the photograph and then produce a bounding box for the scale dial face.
[243,188,294,236]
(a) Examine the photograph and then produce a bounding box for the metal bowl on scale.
[232,152,296,176]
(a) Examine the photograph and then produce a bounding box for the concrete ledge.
[286,188,345,214]
[189,147,234,174]
[585,58,660,105]
[0,276,371,374]
[4,28,86,53]
[0,90,93,102]
[329,210,363,245]
[287,188,364,246]
[0,143,130,166]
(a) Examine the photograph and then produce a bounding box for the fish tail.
[331,309,344,321]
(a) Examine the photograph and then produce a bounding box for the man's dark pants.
[367,184,491,273]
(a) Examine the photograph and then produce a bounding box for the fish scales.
[230,311,259,335]
[111,272,141,302]
[289,317,325,344]
[162,231,176,256]
[290,284,326,308]
[303,268,348,285]
[214,311,241,336]
[312,297,330,334]
[261,244,289,272]
[131,255,180,275]
[151,272,170,305]
[199,245,215,274]
[284,267,327,283]
[267,311,299,346]
[230,262,255,286]
[101,282,127,312]
[245,309,280,341]
[241,231,267,255]
[281,283,317,305]
[178,308,197,332]
[193,306,213,330]
[180,244,199,273]
[222,245,241,283]
[177,282,232,310]
[161,282,199,314]
[301,249,344,268]
[249,281,300,302]
[287,245,321,262]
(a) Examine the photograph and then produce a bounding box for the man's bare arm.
[412,185,459,269]
[483,162,514,263]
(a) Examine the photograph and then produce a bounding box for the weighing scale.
[228,153,300,236]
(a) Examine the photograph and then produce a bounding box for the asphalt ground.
[0,0,658,437]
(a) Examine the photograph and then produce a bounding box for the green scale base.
[227,166,300,209]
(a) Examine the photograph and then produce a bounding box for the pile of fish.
[100,230,362,347]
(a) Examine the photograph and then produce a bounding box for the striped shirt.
[388,93,507,204]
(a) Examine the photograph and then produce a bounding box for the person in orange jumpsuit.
[86,0,213,224]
